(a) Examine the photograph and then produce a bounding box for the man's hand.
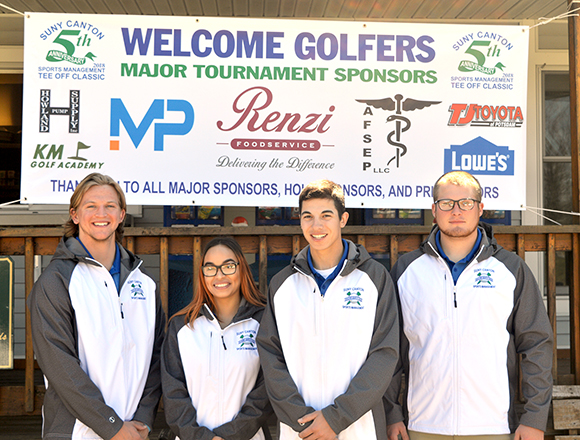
[111,421,149,440]
[387,421,409,440]
[297,410,337,440]
[515,424,544,440]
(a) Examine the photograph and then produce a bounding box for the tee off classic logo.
[451,30,521,91]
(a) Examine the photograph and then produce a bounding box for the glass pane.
[372,208,396,219]
[543,162,573,225]
[398,209,421,219]
[544,73,571,157]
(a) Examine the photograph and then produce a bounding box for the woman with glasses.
[161,237,273,440]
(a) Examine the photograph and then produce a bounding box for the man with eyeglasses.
[385,171,553,440]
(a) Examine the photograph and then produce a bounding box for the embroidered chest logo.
[129,280,146,299]
[473,268,495,288]
[236,330,257,350]
[343,287,364,309]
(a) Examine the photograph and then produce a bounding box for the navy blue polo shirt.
[307,239,348,297]
[76,237,121,293]
[435,229,482,285]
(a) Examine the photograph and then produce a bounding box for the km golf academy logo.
[343,287,364,310]
[236,330,257,350]
[357,94,441,169]
[473,268,495,288]
[448,103,524,128]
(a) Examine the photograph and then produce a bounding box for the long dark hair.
[175,237,265,326]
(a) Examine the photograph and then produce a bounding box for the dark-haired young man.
[258,179,399,440]
[28,173,165,440]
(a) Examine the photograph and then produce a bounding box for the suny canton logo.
[109,99,194,152]
[129,280,146,300]
[357,94,441,169]
[474,268,495,288]
[343,288,364,310]
[236,330,257,350]
[444,136,514,176]
[41,21,104,66]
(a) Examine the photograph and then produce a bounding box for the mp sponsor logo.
[110,99,194,151]
[448,103,523,127]
[444,136,514,175]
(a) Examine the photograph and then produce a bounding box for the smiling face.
[432,182,483,239]
[202,244,242,304]
[70,184,125,248]
[300,197,349,267]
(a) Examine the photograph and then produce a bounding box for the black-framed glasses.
[202,262,239,277]
[435,198,480,211]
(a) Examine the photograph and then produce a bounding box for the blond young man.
[257,180,399,440]
[386,171,553,440]
[28,173,165,440]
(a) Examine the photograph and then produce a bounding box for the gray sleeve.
[509,257,554,431]
[213,368,274,440]
[383,268,408,425]
[320,263,400,434]
[28,267,124,440]
[133,287,165,428]
[161,317,216,440]
[256,272,315,433]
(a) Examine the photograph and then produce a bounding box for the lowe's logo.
[110,99,194,151]
[444,136,514,176]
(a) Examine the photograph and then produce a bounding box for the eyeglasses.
[202,262,239,277]
[435,198,480,211]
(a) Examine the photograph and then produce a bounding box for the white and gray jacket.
[257,240,399,440]
[161,301,273,440]
[385,223,553,435]
[28,236,165,440]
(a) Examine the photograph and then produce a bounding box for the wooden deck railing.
[1,224,579,415]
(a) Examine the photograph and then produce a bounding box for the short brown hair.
[433,171,482,202]
[299,179,346,217]
[64,173,127,242]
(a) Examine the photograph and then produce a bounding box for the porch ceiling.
[0,0,569,20]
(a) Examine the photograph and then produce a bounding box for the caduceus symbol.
[356,94,441,168]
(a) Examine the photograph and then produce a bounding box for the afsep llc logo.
[110,98,194,151]
[444,136,514,176]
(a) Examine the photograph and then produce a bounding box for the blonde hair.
[433,171,482,202]
[64,173,127,243]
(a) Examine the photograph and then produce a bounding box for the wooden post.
[159,237,169,324]
[192,236,201,299]
[548,234,558,383]
[292,235,301,256]
[570,0,580,219]
[390,235,399,268]
[259,236,268,296]
[24,237,35,413]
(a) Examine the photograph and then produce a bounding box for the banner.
[22,13,529,209]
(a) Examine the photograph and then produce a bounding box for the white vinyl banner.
[22,13,529,209]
